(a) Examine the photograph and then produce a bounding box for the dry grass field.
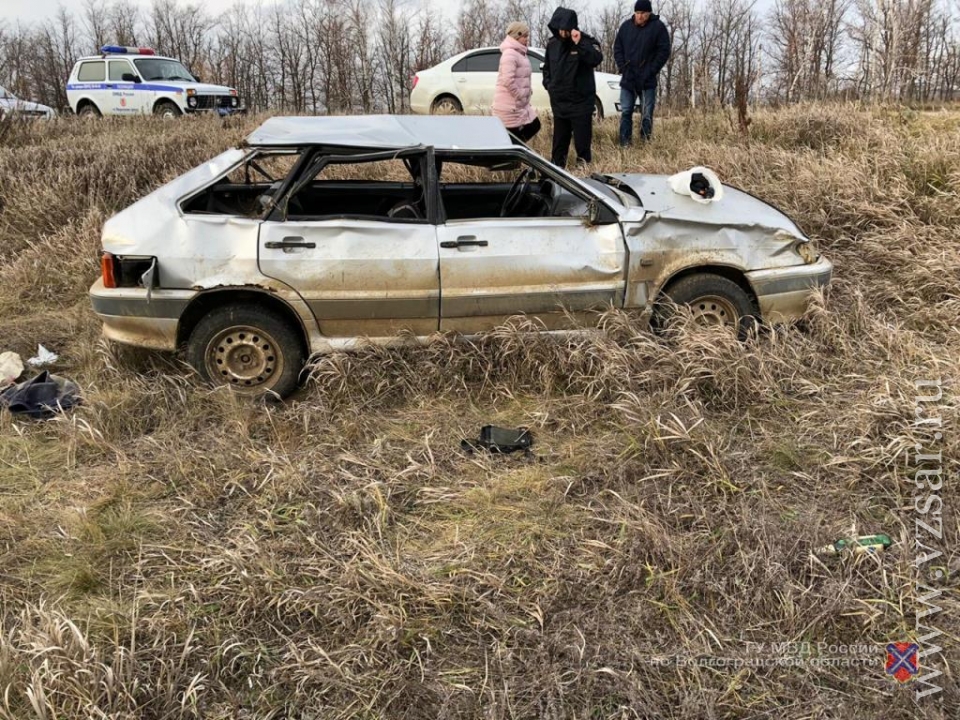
[0,105,957,719]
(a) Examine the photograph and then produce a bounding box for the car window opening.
[436,153,591,221]
[180,150,303,217]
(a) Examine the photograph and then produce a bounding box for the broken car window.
[180,150,302,216]
[283,155,428,222]
[437,153,590,221]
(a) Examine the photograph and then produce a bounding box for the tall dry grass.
[0,105,957,718]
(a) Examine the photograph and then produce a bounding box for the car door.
[460,51,501,113]
[257,149,440,339]
[435,152,626,333]
[108,59,150,114]
[526,52,551,112]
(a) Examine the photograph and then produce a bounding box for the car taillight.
[101,251,117,288]
[411,74,419,89]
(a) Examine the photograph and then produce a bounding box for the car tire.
[593,97,604,121]
[186,304,306,399]
[431,96,463,115]
[154,100,181,119]
[78,103,101,118]
[654,273,759,337]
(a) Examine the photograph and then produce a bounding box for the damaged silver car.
[90,115,832,398]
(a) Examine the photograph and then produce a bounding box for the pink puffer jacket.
[492,36,537,129]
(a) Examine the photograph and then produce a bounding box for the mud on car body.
[67,45,245,118]
[90,114,832,398]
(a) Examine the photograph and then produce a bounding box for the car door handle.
[441,236,488,249]
[265,236,316,249]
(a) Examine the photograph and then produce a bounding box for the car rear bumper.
[409,96,431,115]
[747,256,833,322]
[90,278,194,351]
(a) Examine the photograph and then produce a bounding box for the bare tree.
[0,0,957,112]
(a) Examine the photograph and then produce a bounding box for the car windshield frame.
[133,58,197,82]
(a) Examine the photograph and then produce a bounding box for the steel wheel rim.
[205,324,283,393]
[688,295,739,326]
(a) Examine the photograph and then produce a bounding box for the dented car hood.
[600,172,807,239]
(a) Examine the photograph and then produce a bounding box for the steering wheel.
[500,167,533,217]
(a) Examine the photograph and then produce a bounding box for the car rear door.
[460,51,501,113]
[257,149,440,339]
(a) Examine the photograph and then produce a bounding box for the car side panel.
[437,218,626,332]
[257,219,441,338]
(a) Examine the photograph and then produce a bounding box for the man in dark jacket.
[614,0,671,145]
[542,7,603,168]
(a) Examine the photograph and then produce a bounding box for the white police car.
[66,45,245,118]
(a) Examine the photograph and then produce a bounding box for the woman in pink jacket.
[492,22,541,142]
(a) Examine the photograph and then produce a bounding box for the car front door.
[108,59,150,114]
[257,149,440,339]
[435,152,626,333]
[527,52,551,113]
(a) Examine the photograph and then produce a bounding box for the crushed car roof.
[245,115,515,150]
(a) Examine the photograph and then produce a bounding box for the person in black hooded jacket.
[614,0,671,144]
[542,7,603,168]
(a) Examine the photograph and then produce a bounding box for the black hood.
[548,7,578,37]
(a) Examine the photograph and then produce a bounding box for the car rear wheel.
[186,305,306,399]
[431,96,463,115]
[78,103,101,118]
[593,97,604,121]
[154,100,181,119]
[654,273,758,336]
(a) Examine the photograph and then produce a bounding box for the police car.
[66,45,245,118]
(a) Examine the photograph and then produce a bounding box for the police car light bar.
[100,45,155,55]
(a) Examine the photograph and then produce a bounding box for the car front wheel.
[654,273,758,336]
[186,305,306,398]
[78,103,101,118]
[154,100,182,119]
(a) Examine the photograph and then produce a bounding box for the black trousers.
[506,117,542,142]
[551,113,593,167]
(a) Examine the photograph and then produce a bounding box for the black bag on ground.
[0,371,81,419]
[461,425,533,454]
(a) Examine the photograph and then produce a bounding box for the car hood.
[191,82,236,94]
[599,172,807,238]
[155,81,236,94]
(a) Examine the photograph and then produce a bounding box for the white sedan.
[0,85,55,119]
[411,47,622,120]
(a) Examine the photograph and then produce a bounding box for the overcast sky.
[1,0,685,28]
[3,0,240,26]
